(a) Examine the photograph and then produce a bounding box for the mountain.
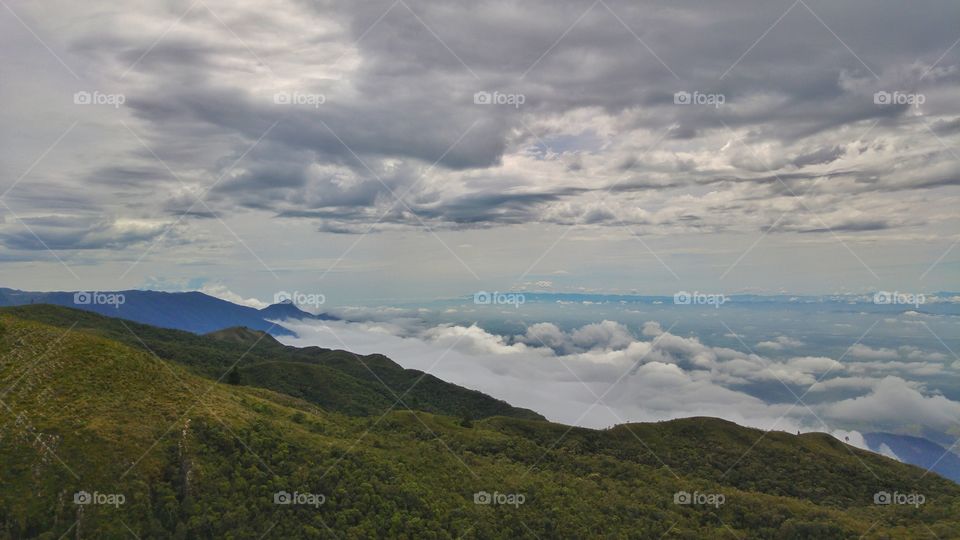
[257,301,339,322]
[865,432,960,484]
[1,304,544,421]
[0,287,339,336]
[1,305,958,537]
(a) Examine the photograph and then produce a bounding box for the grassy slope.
[0,305,544,422]
[0,311,958,538]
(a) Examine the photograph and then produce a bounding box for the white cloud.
[848,343,900,360]
[199,283,269,309]
[277,316,960,436]
[876,443,903,462]
[757,335,805,351]
[806,376,883,393]
[822,377,960,431]
[786,356,843,374]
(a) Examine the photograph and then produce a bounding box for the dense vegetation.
[0,305,543,421]
[1,306,957,538]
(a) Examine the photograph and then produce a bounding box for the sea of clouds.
[277,310,960,455]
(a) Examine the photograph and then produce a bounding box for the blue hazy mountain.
[487,291,960,308]
[865,432,960,484]
[258,300,339,322]
[0,288,333,336]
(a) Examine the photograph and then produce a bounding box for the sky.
[1,0,959,304]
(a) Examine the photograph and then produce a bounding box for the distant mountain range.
[475,291,960,307]
[3,288,956,339]
[0,287,336,336]
[865,432,960,484]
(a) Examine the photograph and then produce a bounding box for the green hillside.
[0,307,958,538]
[0,304,543,422]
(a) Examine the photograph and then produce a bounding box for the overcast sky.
[1,0,958,303]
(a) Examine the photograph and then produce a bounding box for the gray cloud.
[0,215,171,251]
[6,0,952,236]
[1,0,958,298]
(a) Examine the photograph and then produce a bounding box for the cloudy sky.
[1,0,958,303]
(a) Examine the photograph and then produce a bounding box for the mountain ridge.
[1,309,958,537]
[0,304,545,422]
[0,287,341,337]
[865,432,960,484]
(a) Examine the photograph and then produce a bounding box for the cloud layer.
[279,314,960,439]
